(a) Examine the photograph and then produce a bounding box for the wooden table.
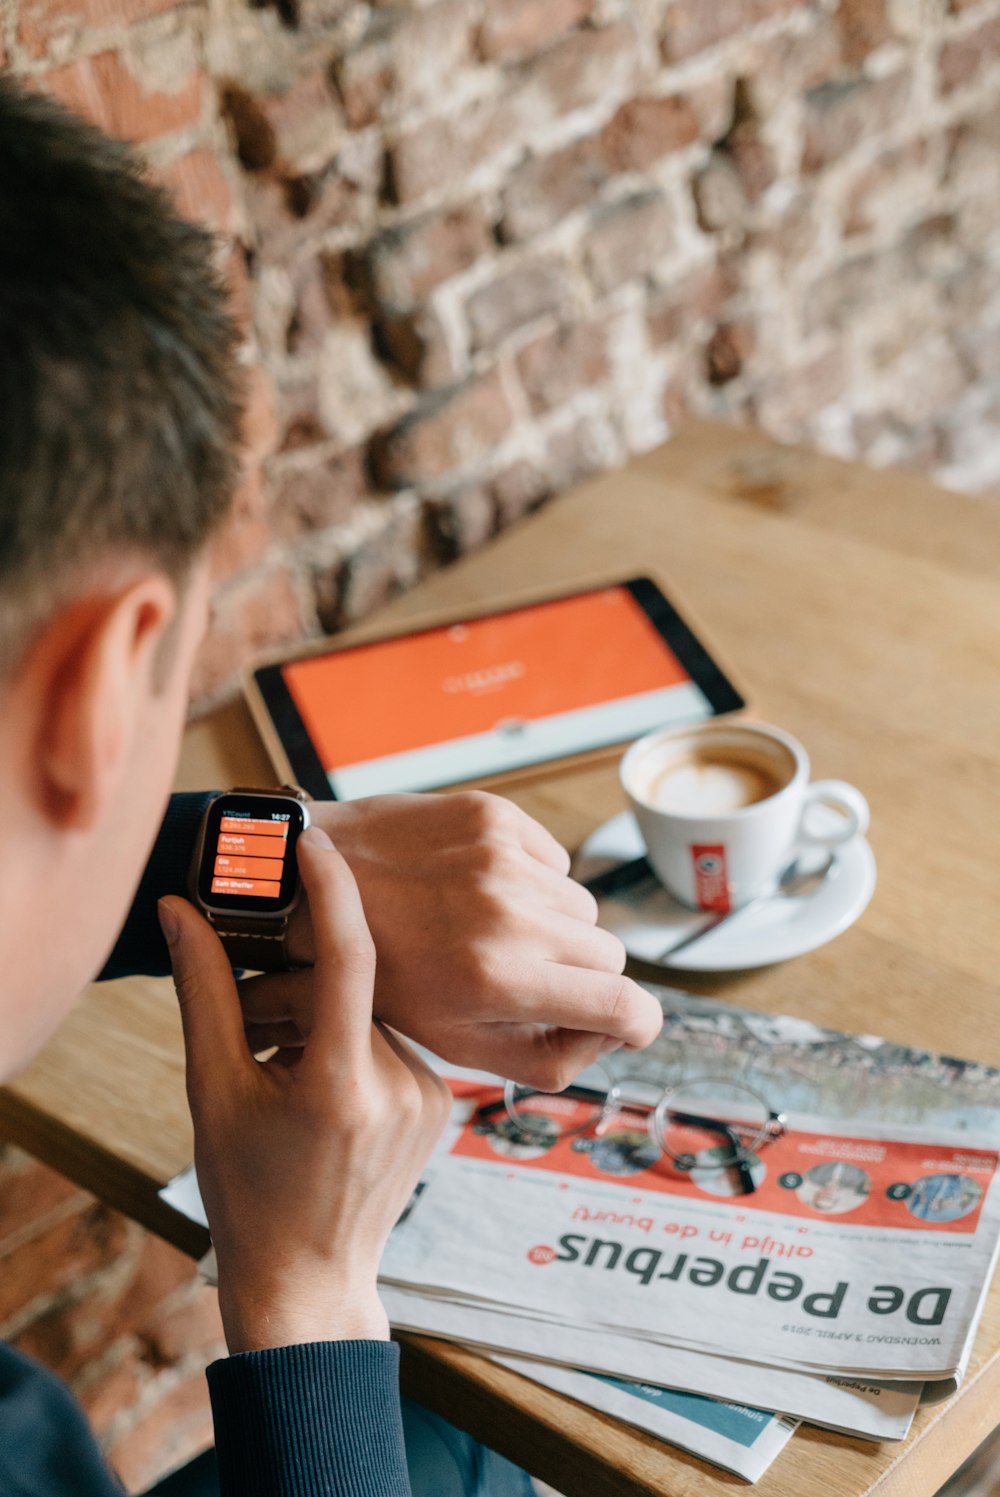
[4,419,1000,1497]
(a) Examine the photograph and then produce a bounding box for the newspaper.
[492,1355,799,1482]
[380,990,1000,1388]
[380,1284,919,1439]
[162,986,1000,1473]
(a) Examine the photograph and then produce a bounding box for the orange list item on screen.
[211,816,288,898]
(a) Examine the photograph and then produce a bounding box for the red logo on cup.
[691,844,730,912]
[528,1244,556,1265]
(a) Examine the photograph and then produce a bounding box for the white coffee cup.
[620,721,869,913]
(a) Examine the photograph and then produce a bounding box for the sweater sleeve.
[98,792,216,981]
[207,1341,411,1497]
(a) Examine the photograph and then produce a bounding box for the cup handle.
[798,780,870,847]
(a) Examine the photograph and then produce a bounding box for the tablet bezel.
[245,575,746,801]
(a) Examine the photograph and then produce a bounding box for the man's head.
[0,80,244,1073]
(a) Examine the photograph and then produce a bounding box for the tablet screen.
[265,581,741,799]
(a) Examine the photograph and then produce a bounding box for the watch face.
[196,794,308,916]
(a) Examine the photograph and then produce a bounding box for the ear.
[23,574,179,831]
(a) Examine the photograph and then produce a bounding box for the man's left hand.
[238,791,663,1088]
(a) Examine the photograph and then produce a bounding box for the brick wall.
[4,0,1000,709]
[2,0,1000,1487]
[0,1143,224,1490]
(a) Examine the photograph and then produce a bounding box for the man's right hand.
[159,825,452,1353]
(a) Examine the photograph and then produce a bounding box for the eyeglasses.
[472,1070,786,1196]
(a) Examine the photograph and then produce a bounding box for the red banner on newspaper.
[451,1086,996,1235]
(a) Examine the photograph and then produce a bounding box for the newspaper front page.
[381,990,1000,1387]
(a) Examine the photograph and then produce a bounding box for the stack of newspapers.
[166,986,1000,1483]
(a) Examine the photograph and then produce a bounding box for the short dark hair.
[0,78,244,673]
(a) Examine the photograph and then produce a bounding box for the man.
[0,79,662,1496]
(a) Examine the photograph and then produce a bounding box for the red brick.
[465,257,568,351]
[753,347,845,432]
[732,132,776,199]
[239,365,280,466]
[44,48,203,145]
[107,1366,214,1495]
[478,0,593,63]
[501,137,608,242]
[646,264,730,347]
[844,138,933,236]
[662,0,804,61]
[516,318,611,414]
[370,369,515,487]
[141,1288,224,1368]
[707,320,755,383]
[75,1350,144,1434]
[334,1,475,127]
[490,460,550,524]
[599,94,701,172]
[584,193,676,295]
[544,413,616,491]
[743,20,842,114]
[314,497,423,628]
[939,17,1000,93]
[367,207,493,314]
[14,1300,102,1382]
[0,1151,83,1251]
[424,485,496,559]
[19,0,178,60]
[518,20,642,121]
[245,171,359,260]
[271,448,370,537]
[259,69,344,175]
[0,1205,130,1328]
[389,23,639,204]
[694,145,751,232]
[801,72,912,174]
[155,148,237,235]
[836,0,894,63]
[375,308,462,388]
[209,467,271,582]
[190,566,307,706]
[388,110,483,205]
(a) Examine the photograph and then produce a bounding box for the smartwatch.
[190,786,310,971]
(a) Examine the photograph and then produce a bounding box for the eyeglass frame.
[475,1070,787,1196]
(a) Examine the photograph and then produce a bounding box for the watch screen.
[197,794,307,913]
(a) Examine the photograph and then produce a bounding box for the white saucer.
[575,811,876,972]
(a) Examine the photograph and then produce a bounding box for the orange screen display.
[211,814,289,899]
[282,586,689,770]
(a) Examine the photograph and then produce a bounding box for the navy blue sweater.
[2,794,411,1496]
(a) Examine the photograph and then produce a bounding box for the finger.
[523,863,599,924]
[534,910,626,972]
[457,1023,629,1092]
[158,898,254,1090]
[237,969,316,1033]
[506,804,571,875]
[482,964,664,1051]
[374,1020,453,1113]
[295,826,377,1065]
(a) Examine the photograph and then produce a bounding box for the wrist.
[219,1282,390,1354]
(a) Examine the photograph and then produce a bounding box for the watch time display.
[196,794,307,914]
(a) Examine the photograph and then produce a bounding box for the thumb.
[158,897,252,1090]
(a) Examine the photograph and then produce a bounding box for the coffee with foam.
[635,744,792,817]
[620,721,868,913]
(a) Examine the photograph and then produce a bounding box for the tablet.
[246,577,745,800]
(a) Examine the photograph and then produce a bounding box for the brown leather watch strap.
[213,919,293,973]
